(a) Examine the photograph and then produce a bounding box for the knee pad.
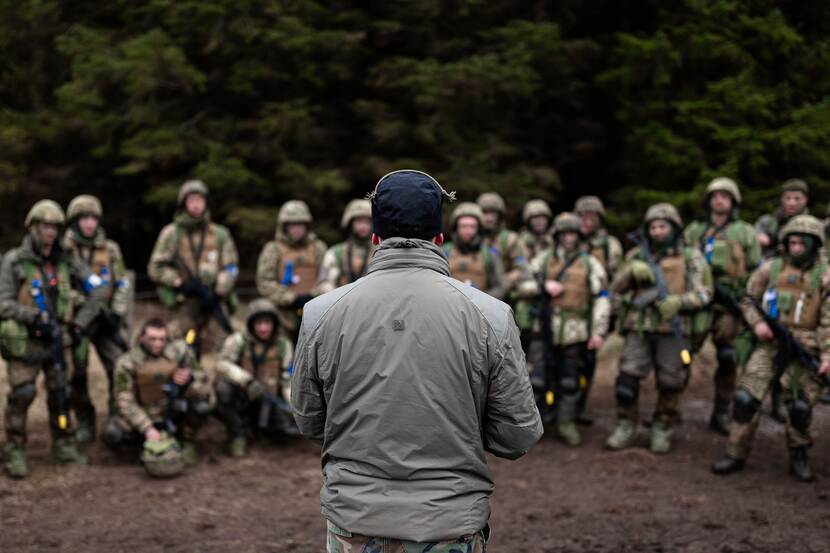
[215,380,236,404]
[615,374,640,407]
[103,422,125,446]
[787,396,812,433]
[10,382,36,407]
[716,346,737,370]
[189,398,213,417]
[558,376,580,395]
[732,388,761,424]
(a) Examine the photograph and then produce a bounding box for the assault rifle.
[31,279,69,431]
[162,330,197,434]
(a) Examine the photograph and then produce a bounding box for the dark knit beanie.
[369,170,454,240]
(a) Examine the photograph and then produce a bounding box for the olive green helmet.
[277,200,313,226]
[553,212,583,236]
[450,202,484,228]
[141,435,186,478]
[780,214,825,247]
[522,199,553,224]
[476,192,506,214]
[705,177,742,205]
[574,196,606,217]
[177,179,209,206]
[25,200,65,228]
[67,194,103,221]
[246,298,279,334]
[644,202,683,229]
[340,199,372,229]
[781,178,808,195]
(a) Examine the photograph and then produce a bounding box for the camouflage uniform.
[316,199,374,295]
[147,180,240,353]
[326,521,486,553]
[713,215,829,481]
[754,179,809,259]
[256,200,327,339]
[0,201,107,477]
[517,213,610,445]
[443,202,507,299]
[518,199,555,260]
[108,338,211,447]
[477,192,528,294]
[607,203,713,453]
[215,298,295,450]
[62,195,132,441]
[575,196,624,279]
[684,178,761,433]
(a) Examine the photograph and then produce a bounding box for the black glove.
[108,312,122,330]
[246,379,267,401]
[291,294,313,310]
[30,312,53,340]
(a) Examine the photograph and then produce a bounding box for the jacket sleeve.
[215,225,240,297]
[741,260,772,328]
[114,355,154,434]
[589,256,611,337]
[256,241,296,307]
[313,246,340,296]
[215,332,253,387]
[109,240,131,317]
[147,224,181,288]
[483,317,543,459]
[742,223,763,274]
[68,254,108,330]
[607,236,624,278]
[676,248,712,311]
[280,337,295,402]
[0,254,39,324]
[485,252,508,300]
[290,321,326,443]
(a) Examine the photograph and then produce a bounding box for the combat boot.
[181,441,198,466]
[3,444,28,479]
[789,446,814,482]
[605,419,636,450]
[51,437,88,465]
[75,415,96,444]
[649,422,673,454]
[711,456,744,475]
[228,437,248,458]
[556,421,582,447]
[708,410,730,436]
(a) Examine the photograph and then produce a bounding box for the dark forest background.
[2,0,830,283]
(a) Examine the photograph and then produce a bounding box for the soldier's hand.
[819,361,830,376]
[657,295,682,320]
[753,321,774,341]
[629,260,655,285]
[173,367,192,386]
[587,335,605,350]
[144,427,162,442]
[544,280,564,297]
[173,277,183,288]
[757,233,771,247]
[247,379,267,401]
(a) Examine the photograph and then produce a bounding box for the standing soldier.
[443,202,507,299]
[606,203,712,454]
[316,199,374,295]
[712,215,830,481]
[520,199,555,260]
[0,200,107,478]
[477,192,528,294]
[105,319,212,476]
[755,179,809,259]
[518,213,610,445]
[62,194,132,443]
[256,200,327,342]
[147,180,240,355]
[684,178,761,434]
[215,298,294,457]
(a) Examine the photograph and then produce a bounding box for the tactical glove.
[247,379,267,401]
[629,260,655,285]
[657,295,682,320]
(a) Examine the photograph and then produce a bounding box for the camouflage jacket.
[483,227,529,291]
[755,207,809,259]
[612,244,712,336]
[216,329,294,400]
[62,227,131,317]
[684,217,761,294]
[315,238,374,296]
[582,228,624,280]
[519,228,555,261]
[443,240,508,300]
[114,341,210,433]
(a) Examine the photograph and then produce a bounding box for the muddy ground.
[1,323,829,553]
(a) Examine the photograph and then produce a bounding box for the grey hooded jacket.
[292,237,543,542]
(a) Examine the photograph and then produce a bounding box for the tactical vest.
[544,253,591,313]
[767,258,824,330]
[698,223,747,281]
[335,241,371,286]
[587,239,608,272]
[136,357,177,409]
[446,246,490,290]
[174,223,223,282]
[659,253,688,295]
[275,240,319,295]
[74,243,115,300]
[241,338,285,391]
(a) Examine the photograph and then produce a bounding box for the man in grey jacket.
[292,170,543,552]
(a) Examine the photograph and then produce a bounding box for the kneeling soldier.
[215,298,295,457]
[106,319,212,475]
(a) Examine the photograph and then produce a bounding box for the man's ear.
[372,233,382,246]
[432,233,445,246]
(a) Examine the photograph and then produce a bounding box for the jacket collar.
[367,237,450,276]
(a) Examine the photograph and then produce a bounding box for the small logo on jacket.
[393,320,405,331]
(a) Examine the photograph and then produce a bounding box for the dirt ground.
[2,324,830,553]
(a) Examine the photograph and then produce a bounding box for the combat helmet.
[141,435,186,478]
[522,199,553,225]
[644,203,683,229]
[477,192,506,214]
[553,212,583,237]
[246,298,279,336]
[340,199,372,229]
[450,202,484,229]
[177,179,209,206]
[67,195,103,221]
[574,196,606,217]
[780,214,825,247]
[704,177,741,205]
[781,178,808,195]
[277,200,313,226]
[25,200,65,228]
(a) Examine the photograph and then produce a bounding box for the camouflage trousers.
[166,298,231,357]
[710,310,741,413]
[71,328,127,426]
[726,344,822,459]
[326,521,486,553]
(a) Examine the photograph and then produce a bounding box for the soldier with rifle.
[684,178,761,434]
[0,200,107,479]
[106,319,211,476]
[712,215,830,482]
[62,194,132,443]
[215,298,295,457]
[606,203,712,454]
[148,180,239,355]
